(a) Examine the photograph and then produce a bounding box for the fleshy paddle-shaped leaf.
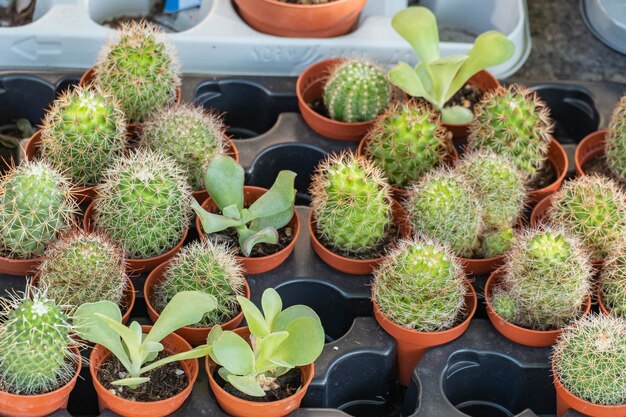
[392,7,440,64]
[204,155,245,211]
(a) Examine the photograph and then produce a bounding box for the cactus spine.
[606,94,626,183]
[600,249,626,318]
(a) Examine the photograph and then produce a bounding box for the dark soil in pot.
[527,159,558,191]
[309,98,330,119]
[444,84,483,115]
[206,223,295,258]
[582,155,626,188]
[213,367,302,402]
[315,222,399,260]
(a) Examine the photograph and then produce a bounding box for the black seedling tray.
[0,70,623,417]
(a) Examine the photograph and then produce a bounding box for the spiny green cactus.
[141,104,226,191]
[40,85,127,186]
[490,289,516,323]
[38,231,127,311]
[310,152,393,256]
[606,94,626,183]
[493,228,592,331]
[0,289,76,394]
[323,60,392,123]
[479,226,515,259]
[600,249,626,318]
[373,237,467,331]
[153,241,244,327]
[93,149,192,259]
[468,84,553,181]
[363,101,452,187]
[0,161,76,259]
[549,175,626,260]
[553,314,626,406]
[406,167,482,258]
[94,21,181,123]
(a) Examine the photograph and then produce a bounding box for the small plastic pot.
[206,327,314,417]
[191,137,239,204]
[0,254,42,276]
[0,345,81,417]
[144,261,250,345]
[597,286,612,317]
[309,199,411,275]
[196,186,300,275]
[527,137,568,203]
[90,326,198,417]
[575,129,607,177]
[83,202,188,274]
[372,280,477,386]
[485,269,591,347]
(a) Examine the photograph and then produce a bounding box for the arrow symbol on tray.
[12,37,62,60]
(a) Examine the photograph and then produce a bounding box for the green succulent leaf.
[192,200,242,234]
[237,296,270,337]
[140,345,212,374]
[392,7,440,65]
[240,227,279,257]
[388,62,429,100]
[227,374,266,397]
[204,155,245,211]
[111,377,150,387]
[442,105,474,124]
[211,331,255,376]
[247,171,296,221]
[222,204,241,220]
[274,305,321,332]
[428,55,468,107]
[262,288,283,329]
[207,324,223,345]
[255,331,290,373]
[272,316,325,367]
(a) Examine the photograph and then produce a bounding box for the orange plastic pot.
[144,261,249,345]
[83,202,188,274]
[372,281,477,386]
[527,137,568,203]
[309,199,411,275]
[233,0,366,38]
[485,269,591,347]
[0,254,42,276]
[191,137,239,204]
[598,286,612,316]
[90,325,198,417]
[575,130,607,177]
[196,186,300,275]
[206,327,314,417]
[0,345,81,417]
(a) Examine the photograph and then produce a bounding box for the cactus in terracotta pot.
[600,249,626,318]
[605,94,626,182]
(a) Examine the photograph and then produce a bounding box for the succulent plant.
[492,228,592,331]
[548,175,626,260]
[94,21,181,123]
[310,152,393,256]
[141,104,226,191]
[479,226,516,259]
[600,249,626,318]
[38,231,127,311]
[93,149,192,259]
[406,167,482,258]
[467,84,553,181]
[362,101,452,187]
[372,237,467,332]
[0,161,76,259]
[153,241,245,327]
[553,314,626,406]
[606,94,626,183]
[323,60,392,123]
[40,85,127,186]
[0,288,76,394]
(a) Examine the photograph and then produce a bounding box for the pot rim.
[574,129,607,177]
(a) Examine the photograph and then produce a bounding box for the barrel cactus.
[606,94,626,182]
[0,161,75,259]
[310,152,393,256]
[40,85,127,186]
[93,149,192,259]
[362,101,452,187]
[600,249,626,318]
[323,60,392,123]
[94,21,180,123]
[153,241,244,327]
[372,237,467,331]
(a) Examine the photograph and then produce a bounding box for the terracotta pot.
[0,345,81,417]
[206,327,314,417]
[83,202,188,273]
[0,254,42,276]
[297,58,379,142]
[233,0,366,38]
[372,280,477,386]
[485,269,591,347]
[144,261,249,345]
[309,199,411,275]
[196,186,300,275]
[527,137,568,203]
[597,286,612,316]
[575,130,607,177]
[191,137,240,204]
[90,326,198,417]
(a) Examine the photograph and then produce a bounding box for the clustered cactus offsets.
[0,161,76,260]
[323,59,392,123]
[492,228,592,331]
[553,314,626,406]
[600,249,626,318]
[94,21,181,123]
[310,152,393,257]
[606,94,626,183]
[93,149,192,259]
[363,101,452,187]
[40,85,127,186]
[373,237,467,332]
[153,241,245,327]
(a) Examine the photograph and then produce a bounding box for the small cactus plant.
[362,102,452,187]
[141,104,226,191]
[467,84,553,181]
[38,231,127,311]
[479,226,515,259]
[153,241,245,327]
[310,152,393,256]
[323,60,392,123]
[605,94,626,183]
[372,237,467,332]
[548,175,626,260]
[0,289,76,394]
[93,149,192,259]
[553,314,626,406]
[600,249,626,318]
[40,85,127,186]
[94,21,181,123]
[0,161,76,259]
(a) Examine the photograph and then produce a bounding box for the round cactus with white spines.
[605,94,626,183]
[600,249,626,318]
